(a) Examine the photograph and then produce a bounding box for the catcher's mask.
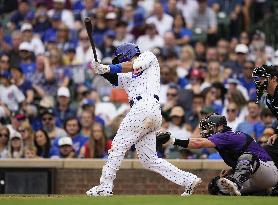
[199,114,228,138]
[252,65,272,103]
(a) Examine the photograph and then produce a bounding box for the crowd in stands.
[0,0,277,159]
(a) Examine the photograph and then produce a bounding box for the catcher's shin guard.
[230,152,259,188]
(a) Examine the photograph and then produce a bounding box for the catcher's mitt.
[156,131,171,152]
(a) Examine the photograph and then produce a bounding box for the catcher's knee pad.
[238,152,260,173]
[208,176,221,195]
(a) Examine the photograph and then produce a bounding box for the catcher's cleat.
[181,178,202,196]
[86,185,113,197]
[218,178,241,196]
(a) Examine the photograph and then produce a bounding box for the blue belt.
[129,95,159,108]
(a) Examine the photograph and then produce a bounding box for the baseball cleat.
[86,185,113,197]
[219,178,241,196]
[181,178,202,196]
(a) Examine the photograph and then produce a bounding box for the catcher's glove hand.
[156,131,171,152]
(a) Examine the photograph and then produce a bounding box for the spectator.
[185,68,205,94]
[8,31,22,67]
[177,0,198,23]
[48,48,71,87]
[47,0,75,30]
[225,102,241,131]
[113,21,134,47]
[34,129,56,158]
[163,0,180,17]
[9,0,31,30]
[18,41,36,79]
[41,108,67,141]
[146,1,173,36]
[33,3,52,35]
[176,45,195,78]
[161,31,179,60]
[254,108,275,141]
[7,130,24,158]
[0,126,10,158]
[172,13,192,46]
[80,123,111,158]
[0,23,11,54]
[0,54,11,77]
[204,60,223,87]
[161,84,180,120]
[187,0,217,35]
[30,55,56,97]
[17,121,33,148]
[20,23,45,55]
[224,89,248,121]
[56,136,77,158]
[10,66,34,104]
[53,117,88,155]
[24,144,38,158]
[80,110,95,138]
[75,29,102,64]
[136,23,163,52]
[55,87,76,126]
[185,94,204,131]
[236,100,262,137]
[238,60,257,101]
[99,30,116,61]
[0,73,25,113]
[202,86,223,114]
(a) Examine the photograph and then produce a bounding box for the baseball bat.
[84,17,98,62]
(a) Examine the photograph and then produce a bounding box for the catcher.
[156,114,278,195]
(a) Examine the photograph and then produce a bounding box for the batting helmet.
[199,114,228,138]
[112,43,141,64]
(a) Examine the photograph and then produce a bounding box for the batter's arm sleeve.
[100,73,119,86]
[133,51,156,72]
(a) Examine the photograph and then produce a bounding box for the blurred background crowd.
[0,0,277,160]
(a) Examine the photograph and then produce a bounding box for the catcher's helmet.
[199,114,227,138]
[252,65,278,103]
[112,43,140,64]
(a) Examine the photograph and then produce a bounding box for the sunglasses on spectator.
[42,117,53,122]
[0,133,9,138]
[227,109,236,113]
[0,60,9,63]
[167,93,177,97]
[18,129,26,133]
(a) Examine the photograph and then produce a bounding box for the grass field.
[0,195,278,205]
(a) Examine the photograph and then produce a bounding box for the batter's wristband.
[174,139,189,148]
[109,64,122,73]
[275,128,278,135]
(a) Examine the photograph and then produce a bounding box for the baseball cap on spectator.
[26,11,34,21]
[58,137,73,146]
[57,87,70,98]
[235,44,248,54]
[170,106,185,118]
[106,12,117,20]
[105,30,116,39]
[19,42,33,52]
[53,0,66,3]
[0,71,10,79]
[64,43,76,53]
[10,130,22,140]
[81,98,95,108]
[21,23,33,32]
[12,112,26,121]
[227,78,240,85]
[51,12,62,21]
[188,68,203,79]
[41,107,55,116]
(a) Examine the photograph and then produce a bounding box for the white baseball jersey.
[93,50,198,194]
[117,51,160,101]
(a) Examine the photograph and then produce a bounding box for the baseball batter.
[86,43,201,196]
